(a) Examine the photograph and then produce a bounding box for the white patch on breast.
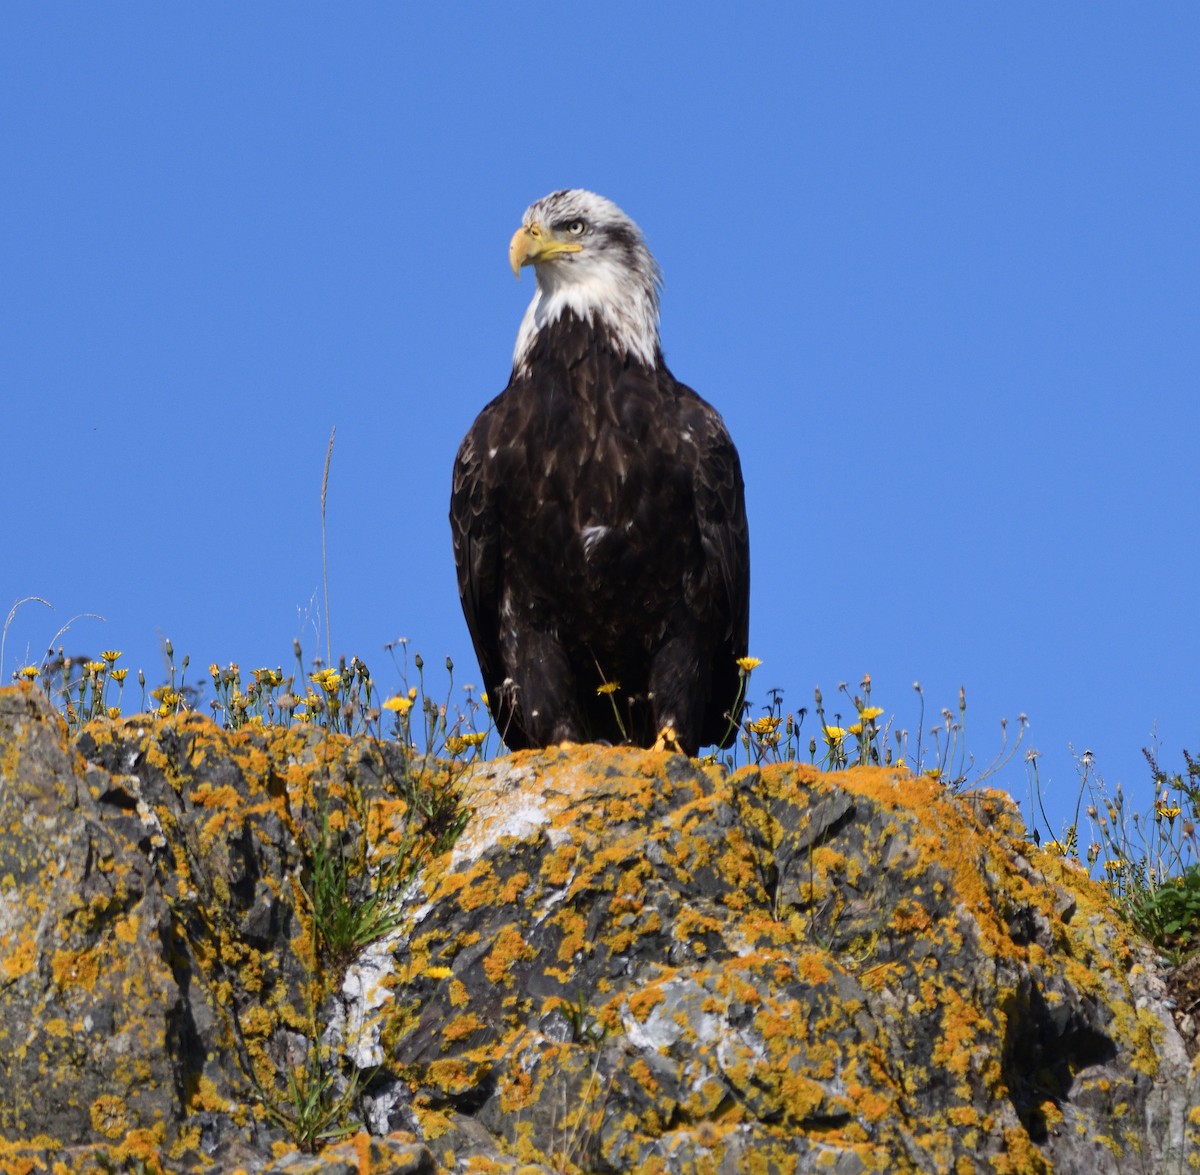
[580,525,610,558]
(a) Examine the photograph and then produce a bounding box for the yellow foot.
[652,725,682,753]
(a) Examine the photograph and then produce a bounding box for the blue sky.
[3,5,1198,846]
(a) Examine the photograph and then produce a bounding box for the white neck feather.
[512,252,660,376]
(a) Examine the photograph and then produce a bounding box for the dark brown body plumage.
[450,312,749,754]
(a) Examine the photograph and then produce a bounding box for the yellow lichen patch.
[930,986,988,1079]
[456,863,501,912]
[49,945,100,992]
[541,841,579,887]
[483,925,535,984]
[795,951,832,986]
[111,1124,167,1169]
[992,1126,1053,1174]
[0,935,36,982]
[553,907,588,963]
[89,1093,129,1140]
[425,1057,487,1099]
[498,1066,535,1114]
[442,1012,486,1044]
[890,899,932,935]
[113,914,140,945]
[844,1081,892,1123]
[626,986,666,1022]
[498,870,531,905]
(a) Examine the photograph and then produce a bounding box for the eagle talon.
[652,725,683,754]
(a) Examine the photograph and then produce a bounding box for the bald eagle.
[450,190,750,755]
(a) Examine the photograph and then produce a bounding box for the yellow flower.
[101,650,122,663]
[383,695,414,715]
[425,966,453,980]
[1104,859,1127,875]
[106,707,122,720]
[18,665,39,680]
[85,660,107,675]
[110,668,128,683]
[209,662,221,680]
[596,681,620,696]
[736,656,762,673]
[859,706,884,722]
[847,722,863,736]
[823,726,847,745]
[461,732,486,748]
[747,716,780,735]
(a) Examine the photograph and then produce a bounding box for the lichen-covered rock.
[0,683,431,1172]
[1,683,1198,1172]
[382,748,1200,1172]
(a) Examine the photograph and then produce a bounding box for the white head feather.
[512,189,663,376]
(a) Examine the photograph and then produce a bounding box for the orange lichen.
[498,870,531,905]
[442,1012,485,1044]
[626,986,667,1022]
[49,946,100,992]
[483,925,535,984]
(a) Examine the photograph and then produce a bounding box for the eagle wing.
[449,402,522,744]
[680,384,750,745]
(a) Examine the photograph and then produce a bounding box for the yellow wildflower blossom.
[596,681,620,696]
[859,706,884,722]
[747,716,780,735]
[110,669,128,683]
[736,656,762,672]
[823,726,847,745]
[101,650,122,663]
[383,695,414,715]
[18,665,39,680]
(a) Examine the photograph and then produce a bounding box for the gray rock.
[1,685,1197,1172]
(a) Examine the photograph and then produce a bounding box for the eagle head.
[510,189,662,374]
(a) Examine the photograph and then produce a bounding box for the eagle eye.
[565,219,586,236]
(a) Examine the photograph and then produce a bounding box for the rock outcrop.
[0,682,1197,1173]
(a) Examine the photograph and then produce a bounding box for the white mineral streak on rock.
[334,926,406,1069]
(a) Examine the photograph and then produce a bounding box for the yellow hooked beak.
[509,221,583,278]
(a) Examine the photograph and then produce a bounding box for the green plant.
[261,1028,367,1153]
[1128,864,1200,955]
[1030,741,1200,957]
